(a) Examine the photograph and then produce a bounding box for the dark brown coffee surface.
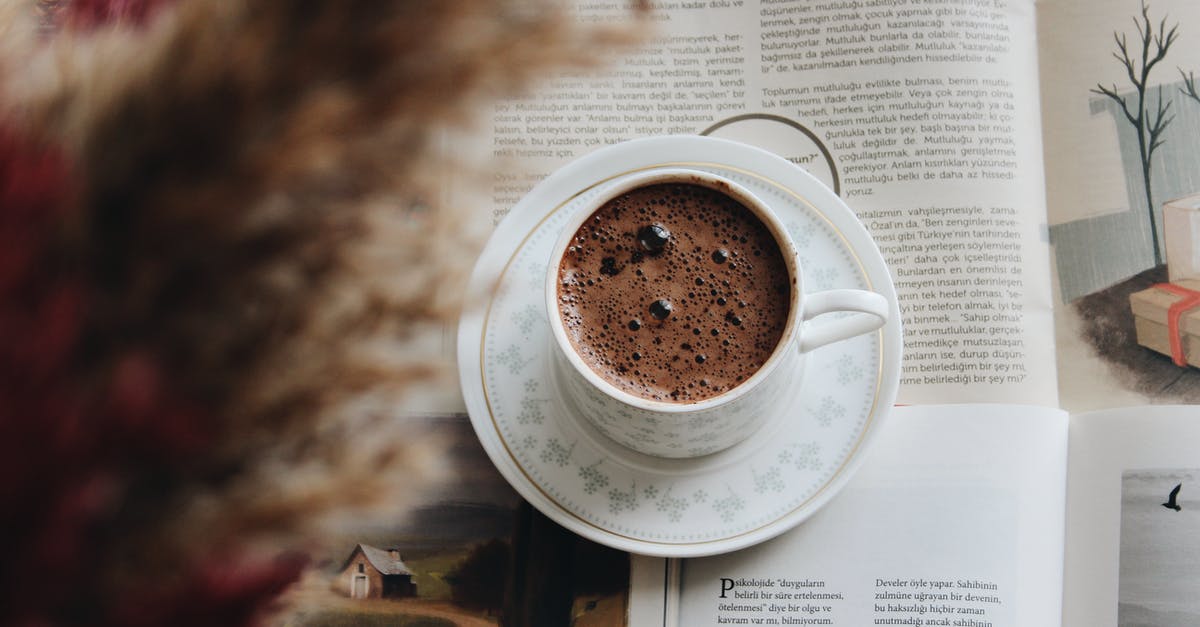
[556,182,791,403]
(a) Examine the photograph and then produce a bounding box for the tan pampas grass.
[0,0,647,623]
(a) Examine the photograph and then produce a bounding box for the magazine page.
[629,554,679,626]
[465,0,1056,407]
[628,404,1068,626]
[1060,406,1200,627]
[281,414,631,626]
[1038,0,1200,411]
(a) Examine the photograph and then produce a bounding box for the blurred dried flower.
[0,0,645,624]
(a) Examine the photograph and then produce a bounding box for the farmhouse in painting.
[337,544,418,599]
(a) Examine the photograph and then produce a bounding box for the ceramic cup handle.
[797,289,889,354]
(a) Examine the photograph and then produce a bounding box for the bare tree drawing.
[1092,1,1179,266]
[1181,69,1200,105]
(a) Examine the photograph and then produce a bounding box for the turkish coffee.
[556,182,791,403]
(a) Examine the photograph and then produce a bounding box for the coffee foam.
[557,182,791,403]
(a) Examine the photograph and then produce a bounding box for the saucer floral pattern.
[475,163,886,545]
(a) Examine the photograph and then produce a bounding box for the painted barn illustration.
[337,543,418,600]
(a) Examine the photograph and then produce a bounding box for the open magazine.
[628,405,1200,627]
[448,0,1200,625]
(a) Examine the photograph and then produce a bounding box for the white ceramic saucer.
[457,136,901,558]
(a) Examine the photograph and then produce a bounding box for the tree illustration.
[1180,69,1200,105]
[445,539,510,616]
[1092,1,1179,266]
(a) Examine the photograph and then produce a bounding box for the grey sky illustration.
[1119,469,1200,622]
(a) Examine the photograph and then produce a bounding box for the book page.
[1061,406,1200,627]
[1038,0,1200,411]
[469,0,1056,407]
[632,404,1068,626]
[286,414,631,625]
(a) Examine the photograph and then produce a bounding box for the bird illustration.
[1162,483,1183,511]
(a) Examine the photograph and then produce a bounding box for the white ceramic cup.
[545,168,888,458]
